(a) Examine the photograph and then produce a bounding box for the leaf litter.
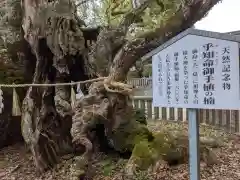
[1,120,240,180]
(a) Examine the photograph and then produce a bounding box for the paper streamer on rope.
[71,83,76,108]
[12,87,21,116]
[0,87,3,114]
[76,83,84,99]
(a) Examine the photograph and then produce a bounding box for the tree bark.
[19,0,222,177]
[20,0,90,172]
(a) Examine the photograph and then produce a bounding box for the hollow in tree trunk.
[19,0,221,178]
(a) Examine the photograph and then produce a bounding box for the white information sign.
[152,34,240,110]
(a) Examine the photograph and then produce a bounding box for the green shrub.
[133,109,147,125]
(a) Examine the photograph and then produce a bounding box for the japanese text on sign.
[152,34,240,110]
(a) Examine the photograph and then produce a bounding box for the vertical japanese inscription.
[192,49,199,104]
[166,54,171,104]
[157,54,163,96]
[183,50,189,104]
[202,43,215,105]
[221,46,231,90]
[174,52,180,104]
[153,36,239,110]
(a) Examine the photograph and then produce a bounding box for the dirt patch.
[1,121,240,180]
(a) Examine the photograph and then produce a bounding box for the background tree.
[0,0,221,178]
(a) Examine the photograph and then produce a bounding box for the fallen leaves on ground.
[1,120,240,180]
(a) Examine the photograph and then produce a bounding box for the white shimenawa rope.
[0,77,107,88]
[0,76,133,116]
[0,77,108,116]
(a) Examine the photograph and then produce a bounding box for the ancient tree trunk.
[19,0,221,177]
[20,0,90,172]
[70,0,222,176]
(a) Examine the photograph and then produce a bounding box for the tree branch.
[87,0,153,74]
[109,0,222,81]
[119,0,152,32]
[88,27,126,77]
[76,0,91,7]
[111,10,129,16]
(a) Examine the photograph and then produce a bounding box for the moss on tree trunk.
[4,0,222,178]
[106,112,218,176]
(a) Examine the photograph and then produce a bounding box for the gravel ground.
[1,121,240,180]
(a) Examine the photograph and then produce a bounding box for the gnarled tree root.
[70,80,220,178]
[71,82,111,179]
[124,131,219,177]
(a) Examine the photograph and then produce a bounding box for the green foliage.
[0,48,24,84]
[110,119,153,153]
[133,109,147,125]
[142,65,152,77]
[99,157,127,177]
[76,0,184,32]
[142,0,183,27]
[0,0,22,44]
[126,0,185,39]
[128,123,220,172]
[101,159,115,176]
[101,0,132,26]
[127,70,141,78]
[131,140,156,170]
[130,131,185,171]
